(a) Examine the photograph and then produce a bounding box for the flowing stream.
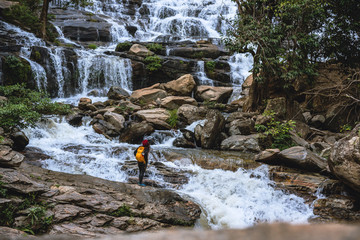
[4,0,315,230]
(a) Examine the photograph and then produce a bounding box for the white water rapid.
[24,117,314,229]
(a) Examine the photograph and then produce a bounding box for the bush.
[3,55,32,85]
[0,84,71,130]
[144,55,162,72]
[166,109,178,128]
[146,43,163,54]
[88,44,97,50]
[255,112,296,150]
[115,42,132,52]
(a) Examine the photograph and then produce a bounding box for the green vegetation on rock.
[3,55,32,86]
[111,204,133,217]
[88,44,97,50]
[255,111,296,150]
[115,42,132,52]
[146,43,163,54]
[144,55,162,72]
[0,84,71,130]
[205,61,216,73]
[167,109,178,128]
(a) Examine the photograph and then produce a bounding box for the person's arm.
[134,147,139,157]
[144,147,150,164]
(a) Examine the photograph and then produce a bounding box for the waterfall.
[196,61,214,86]
[228,53,253,102]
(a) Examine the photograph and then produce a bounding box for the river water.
[4,0,314,230]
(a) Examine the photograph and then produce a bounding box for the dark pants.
[138,162,147,184]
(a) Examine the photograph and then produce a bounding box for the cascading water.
[196,61,214,86]
[228,53,254,102]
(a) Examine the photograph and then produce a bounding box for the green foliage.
[0,203,16,226]
[191,51,204,59]
[144,55,163,72]
[3,55,31,85]
[166,109,178,128]
[205,61,216,73]
[146,43,163,54]
[340,124,352,133]
[115,42,132,52]
[88,44,97,50]
[203,100,226,110]
[111,204,133,217]
[255,112,296,150]
[0,136,4,143]
[0,179,7,198]
[0,84,71,130]
[3,2,41,35]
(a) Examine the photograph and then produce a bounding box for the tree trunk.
[40,0,51,39]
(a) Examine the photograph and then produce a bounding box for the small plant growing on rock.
[167,109,178,128]
[111,204,133,217]
[255,111,296,150]
[144,55,162,72]
[0,176,7,198]
[340,124,352,133]
[115,41,132,52]
[88,44,97,50]
[205,61,216,73]
[146,43,163,54]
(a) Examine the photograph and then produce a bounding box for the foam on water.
[179,165,314,229]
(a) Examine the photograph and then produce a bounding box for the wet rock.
[130,86,167,104]
[118,100,142,111]
[311,115,326,128]
[66,113,83,127]
[195,85,233,103]
[0,226,36,239]
[303,112,312,123]
[171,43,226,59]
[180,129,196,143]
[92,119,120,138]
[104,112,125,131]
[177,104,207,125]
[221,134,261,152]
[53,204,91,222]
[194,124,203,147]
[228,118,255,136]
[129,44,154,57]
[134,108,170,123]
[107,86,130,100]
[160,74,196,96]
[0,145,24,168]
[258,146,328,174]
[120,121,155,144]
[160,96,197,109]
[10,130,29,151]
[264,97,286,119]
[201,110,225,149]
[329,124,360,193]
[226,112,257,123]
[0,167,46,194]
[255,149,281,162]
[173,137,196,148]
[23,147,51,165]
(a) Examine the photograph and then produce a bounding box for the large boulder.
[119,121,155,144]
[107,86,130,100]
[160,96,197,110]
[104,112,125,131]
[228,119,255,136]
[10,130,29,151]
[0,145,24,168]
[256,146,328,173]
[195,86,233,103]
[160,74,196,96]
[129,44,154,57]
[177,104,207,125]
[130,86,167,104]
[134,108,170,122]
[329,124,360,193]
[200,110,225,149]
[221,134,261,152]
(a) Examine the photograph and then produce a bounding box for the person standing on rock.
[134,139,150,186]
